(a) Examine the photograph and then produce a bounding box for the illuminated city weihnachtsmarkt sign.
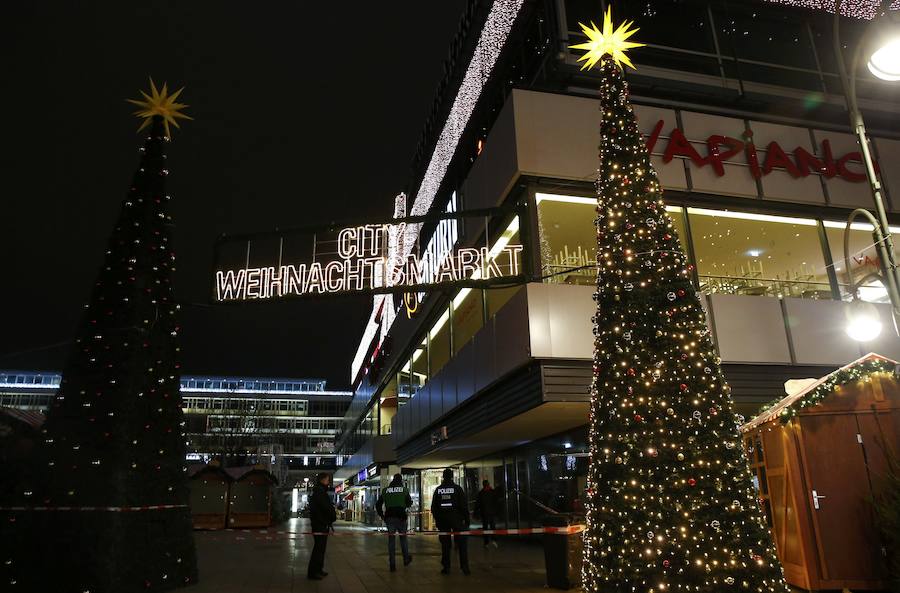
[213,207,524,303]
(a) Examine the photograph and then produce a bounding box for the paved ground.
[190,519,554,593]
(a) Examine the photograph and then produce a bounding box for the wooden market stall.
[740,353,900,591]
[225,466,278,528]
[187,463,231,530]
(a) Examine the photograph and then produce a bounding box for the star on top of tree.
[127,78,192,137]
[570,7,645,71]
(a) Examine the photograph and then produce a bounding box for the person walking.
[308,472,336,580]
[431,468,470,575]
[475,480,499,548]
[376,473,414,572]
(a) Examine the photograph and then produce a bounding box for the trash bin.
[543,513,584,590]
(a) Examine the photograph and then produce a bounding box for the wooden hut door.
[799,414,885,582]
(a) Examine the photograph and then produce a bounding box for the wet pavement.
[190,519,553,593]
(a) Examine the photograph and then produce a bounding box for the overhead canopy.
[0,407,45,430]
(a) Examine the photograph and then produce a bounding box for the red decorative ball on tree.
[634,414,643,422]
[688,478,697,486]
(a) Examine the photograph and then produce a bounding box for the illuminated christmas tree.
[10,81,197,592]
[573,12,789,593]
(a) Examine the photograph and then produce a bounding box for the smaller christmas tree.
[573,11,789,593]
[3,80,196,593]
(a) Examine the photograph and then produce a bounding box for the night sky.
[1,2,467,389]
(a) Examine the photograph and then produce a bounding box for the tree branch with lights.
[574,11,789,593]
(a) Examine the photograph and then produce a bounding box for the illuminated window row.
[181,396,310,415]
[180,377,328,393]
[535,192,899,304]
[0,392,54,409]
[205,416,342,434]
[0,373,61,388]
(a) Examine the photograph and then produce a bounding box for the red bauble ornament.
[688,478,697,486]
[663,560,670,568]
[627,368,636,376]
[634,414,643,422]
[679,383,688,391]
[677,289,686,297]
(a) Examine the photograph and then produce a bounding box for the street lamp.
[834,0,900,340]
[868,38,900,80]
[846,299,883,341]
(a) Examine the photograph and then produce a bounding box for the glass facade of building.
[404,429,589,532]
[535,193,896,305]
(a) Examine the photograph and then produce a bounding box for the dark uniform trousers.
[438,522,469,570]
[308,533,328,577]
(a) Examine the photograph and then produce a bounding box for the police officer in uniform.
[431,468,470,575]
[307,472,336,580]
[376,473,414,572]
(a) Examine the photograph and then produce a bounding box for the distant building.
[0,371,351,486]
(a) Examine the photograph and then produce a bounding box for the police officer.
[307,472,336,580]
[431,468,470,575]
[376,473,414,572]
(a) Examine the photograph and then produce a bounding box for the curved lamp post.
[834,0,900,341]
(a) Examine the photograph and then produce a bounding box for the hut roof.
[225,466,278,485]
[740,353,897,433]
[187,463,231,480]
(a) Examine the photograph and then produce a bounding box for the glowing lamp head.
[845,300,883,342]
[868,37,900,81]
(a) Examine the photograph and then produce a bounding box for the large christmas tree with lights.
[573,12,789,593]
[6,81,197,593]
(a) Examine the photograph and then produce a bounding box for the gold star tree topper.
[570,7,645,71]
[127,78,192,137]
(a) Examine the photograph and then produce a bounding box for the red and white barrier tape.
[212,525,585,539]
[1,504,188,512]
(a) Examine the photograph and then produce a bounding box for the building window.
[824,220,900,303]
[452,289,483,353]
[688,208,830,299]
[429,308,451,376]
[537,193,596,286]
[411,338,428,396]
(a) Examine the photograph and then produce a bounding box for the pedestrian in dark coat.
[431,468,470,575]
[475,480,499,548]
[308,473,336,580]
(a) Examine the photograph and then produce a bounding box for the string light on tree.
[572,10,789,593]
